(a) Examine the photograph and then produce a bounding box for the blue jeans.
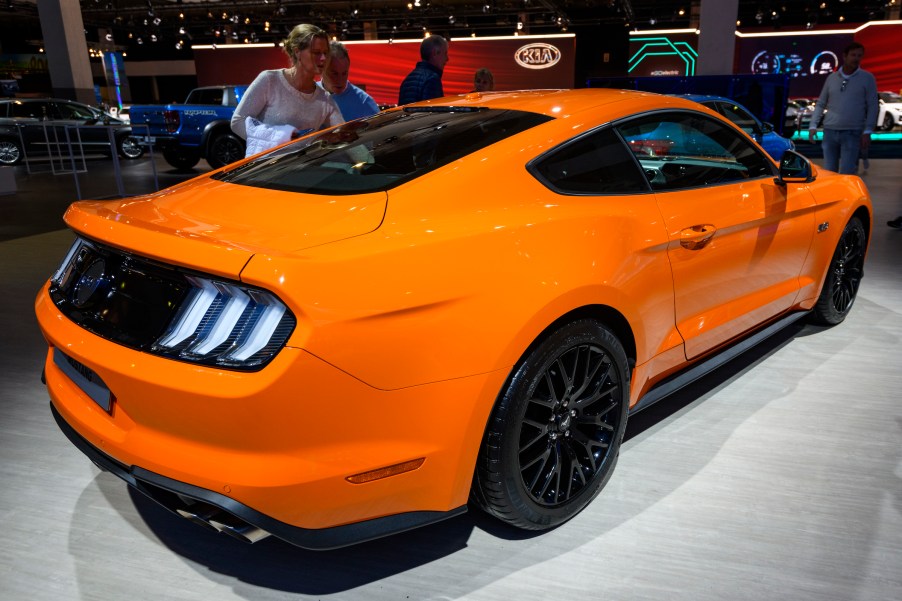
[822,129,862,174]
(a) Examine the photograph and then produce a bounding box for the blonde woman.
[231,24,343,156]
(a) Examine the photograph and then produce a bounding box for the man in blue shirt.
[398,35,449,105]
[323,41,380,122]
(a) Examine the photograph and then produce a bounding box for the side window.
[713,102,759,136]
[11,101,51,120]
[56,103,96,121]
[617,112,773,191]
[530,127,648,194]
[186,89,224,105]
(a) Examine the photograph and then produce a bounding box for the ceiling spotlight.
[153,17,161,26]
[150,34,157,42]
[136,36,143,44]
[179,26,186,35]
[105,33,113,41]
[449,15,455,24]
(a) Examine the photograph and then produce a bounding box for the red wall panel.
[194,34,576,106]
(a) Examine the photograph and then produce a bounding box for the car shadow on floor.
[75,319,808,596]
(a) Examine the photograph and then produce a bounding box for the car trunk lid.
[64,178,387,279]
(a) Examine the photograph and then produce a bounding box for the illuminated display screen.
[737,33,854,96]
[628,33,699,77]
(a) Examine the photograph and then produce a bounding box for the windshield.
[880,92,902,103]
[213,107,552,195]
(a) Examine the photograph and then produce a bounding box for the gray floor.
[1,154,901,601]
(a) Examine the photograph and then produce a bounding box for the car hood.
[64,178,388,279]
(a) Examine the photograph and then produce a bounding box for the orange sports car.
[35,89,872,549]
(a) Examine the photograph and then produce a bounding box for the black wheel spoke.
[516,336,624,507]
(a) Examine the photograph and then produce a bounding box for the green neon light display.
[628,37,699,76]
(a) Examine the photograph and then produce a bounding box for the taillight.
[163,110,180,133]
[151,275,295,369]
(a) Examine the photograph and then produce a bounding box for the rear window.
[213,107,552,195]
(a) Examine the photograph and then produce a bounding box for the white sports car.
[877,91,902,131]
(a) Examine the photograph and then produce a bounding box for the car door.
[617,111,817,359]
[53,102,112,153]
[9,100,55,154]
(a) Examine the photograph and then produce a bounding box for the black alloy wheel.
[0,137,23,165]
[883,114,895,131]
[474,319,630,530]
[207,133,244,169]
[812,216,867,325]
[162,147,200,171]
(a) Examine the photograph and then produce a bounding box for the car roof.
[404,88,703,120]
[680,94,732,104]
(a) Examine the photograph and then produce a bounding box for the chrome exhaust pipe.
[176,505,223,533]
[209,518,271,544]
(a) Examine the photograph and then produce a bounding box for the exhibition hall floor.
[1,149,900,601]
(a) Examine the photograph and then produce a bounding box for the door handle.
[679,224,717,250]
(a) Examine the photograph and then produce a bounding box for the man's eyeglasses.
[841,79,848,92]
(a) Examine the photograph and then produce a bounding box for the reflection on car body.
[36,89,872,550]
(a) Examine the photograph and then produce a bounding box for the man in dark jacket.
[398,35,449,105]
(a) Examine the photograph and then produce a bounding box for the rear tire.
[473,319,630,530]
[117,135,144,160]
[163,147,200,171]
[812,216,866,325]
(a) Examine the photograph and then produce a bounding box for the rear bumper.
[51,402,466,549]
[36,280,500,545]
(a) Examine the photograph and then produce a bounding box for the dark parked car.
[0,98,144,165]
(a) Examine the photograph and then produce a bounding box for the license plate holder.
[52,348,112,412]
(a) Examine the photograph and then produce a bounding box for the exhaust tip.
[209,518,271,544]
[176,507,222,533]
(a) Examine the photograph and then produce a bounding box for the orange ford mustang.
[35,89,872,549]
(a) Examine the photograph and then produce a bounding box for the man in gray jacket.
[808,42,878,174]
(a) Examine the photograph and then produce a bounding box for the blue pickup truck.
[129,85,247,170]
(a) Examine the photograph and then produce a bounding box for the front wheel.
[812,216,866,325]
[206,133,244,169]
[473,319,630,530]
[883,113,896,131]
[162,147,200,171]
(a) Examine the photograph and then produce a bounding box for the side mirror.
[774,149,815,186]
[760,121,774,134]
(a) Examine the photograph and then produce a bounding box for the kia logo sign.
[514,43,562,69]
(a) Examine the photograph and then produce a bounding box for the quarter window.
[529,127,648,194]
[617,112,773,191]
